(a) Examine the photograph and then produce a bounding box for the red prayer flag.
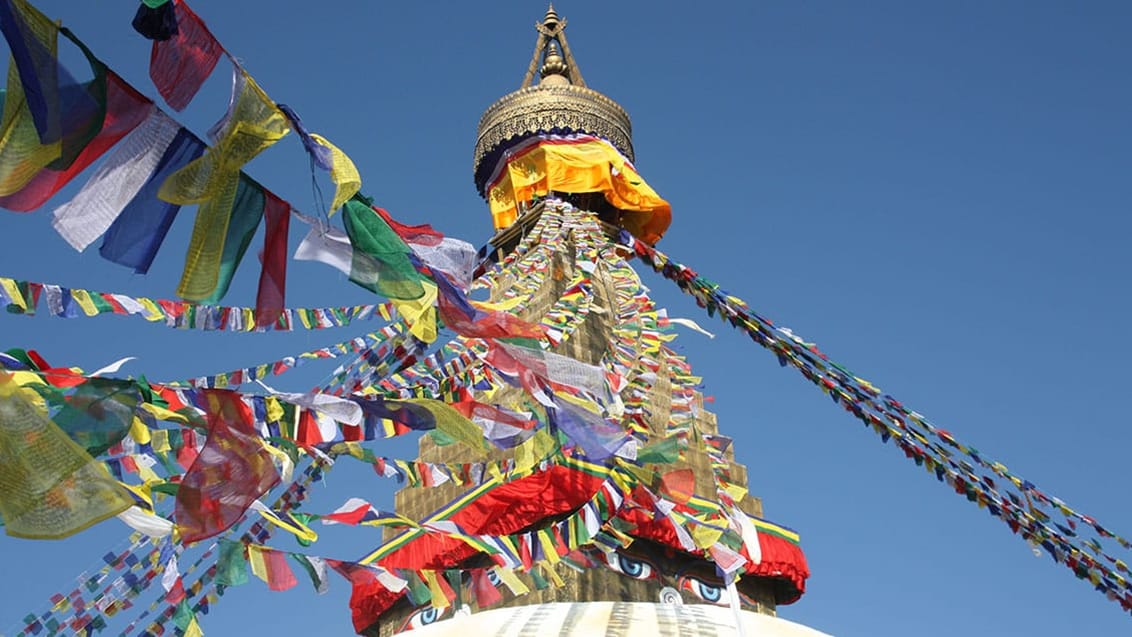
[149,0,223,111]
[373,206,443,247]
[470,569,503,609]
[0,73,151,211]
[659,468,696,504]
[262,548,298,591]
[174,390,280,543]
[255,191,289,327]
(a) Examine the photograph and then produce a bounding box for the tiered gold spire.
[473,6,634,198]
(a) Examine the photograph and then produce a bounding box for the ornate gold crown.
[473,6,635,196]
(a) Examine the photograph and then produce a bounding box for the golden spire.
[473,6,633,196]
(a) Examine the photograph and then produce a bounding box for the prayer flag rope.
[0,276,395,332]
[619,229,1132,613]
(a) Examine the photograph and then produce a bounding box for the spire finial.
[543,4,559,30]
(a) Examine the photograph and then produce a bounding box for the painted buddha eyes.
[486,568,502,587]
[680,577,724,604]
[603,552,656,580]
[400,605,448,632]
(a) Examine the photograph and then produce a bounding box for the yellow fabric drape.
[0,370,133,538]
[309,133,360,215]
[486,138,671,244]
[159,72,290,300]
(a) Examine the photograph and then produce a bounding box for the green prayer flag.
[215,539,249,587]
[204,175,265,303]
[637,435,681,464]
[342,199,428,300]
[290,553,329,594]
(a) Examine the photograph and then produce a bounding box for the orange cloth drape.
[486,137,671,244]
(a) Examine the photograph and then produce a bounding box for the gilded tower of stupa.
[356,8,819,636]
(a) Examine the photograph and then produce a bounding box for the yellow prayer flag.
[309,133,361,214]
[140,403,189,424]
[129,417,152,446]
[0,370,133,538]
[393,281,438,343]
[247,544,269,584]
[0,278,26,311]
[493,566,530,596]
[541,562,565,587]
[691,524,725,550]
[722,482,748,504]
[0,10,63,196]
[69,289,101,316]
[137,297,165,321]
[421,570,450,610]
[537,529,560,565]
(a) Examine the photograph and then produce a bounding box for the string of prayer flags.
[0,275,394,332]
[147,0,223,111]
[618,227,1132,614]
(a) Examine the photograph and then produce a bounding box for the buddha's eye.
[680,576,724,604]
[604,552,655,580]
[400,605,448,631]
[486,568,502,587]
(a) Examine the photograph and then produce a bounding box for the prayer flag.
[0,370,133,538]
[255,191,290,326]
[99,126,206,273]
[174,390,280,543]
[51,106,175,251]
[148,0,222,111]
[202,175,265,303]
[248,545,297,591]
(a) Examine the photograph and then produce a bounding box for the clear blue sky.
[2,1,1131,635]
